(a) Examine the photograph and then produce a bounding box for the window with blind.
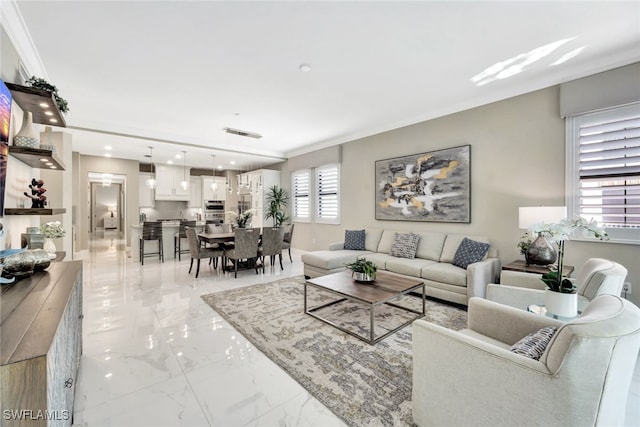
[291,169,310,222]
[567,103,640,243]
[315,164,340,224]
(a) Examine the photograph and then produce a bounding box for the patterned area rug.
[201,275,467,427]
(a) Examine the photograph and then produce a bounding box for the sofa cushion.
[453,238,490,269]
[376,230,398,254]
[344,229,366,250]
[365,229,384,252]
[421,263,467,287]
[357,253,397,270]
[301,250,370,270]
[386,257,437,277]
[414,231,447,261]
[440,234,490,263]
[510,326,557,360]
[389,232,421,259]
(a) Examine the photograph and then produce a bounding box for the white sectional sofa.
[301,228,501,306]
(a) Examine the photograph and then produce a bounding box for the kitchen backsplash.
[139,201,202,221]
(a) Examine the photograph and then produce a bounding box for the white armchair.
[412,295,640,427]
[486,258,628,311]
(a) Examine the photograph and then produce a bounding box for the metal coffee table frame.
[304,273,425,345]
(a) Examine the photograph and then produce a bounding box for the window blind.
[292,169,310,221]
[316,164,339,223]
[578,113,640,228]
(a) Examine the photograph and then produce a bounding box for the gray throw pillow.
[510,326,557,360]
[453,238,490,269]
[389,232,421,259]
[344,229,366,250]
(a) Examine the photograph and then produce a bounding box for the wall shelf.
[8,146,65,170]
[4,208,66,216]
[5,82,66,127]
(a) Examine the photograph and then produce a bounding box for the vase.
[544,289,577,318]
[13,111,40,148]
[43,238,56,258]
[352,271,375,283]
[525,233,557,266]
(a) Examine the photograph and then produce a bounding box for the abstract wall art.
[375,145,471,223]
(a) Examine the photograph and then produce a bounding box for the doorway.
[88,173,126,237]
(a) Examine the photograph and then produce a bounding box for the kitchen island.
[130,221,206,262]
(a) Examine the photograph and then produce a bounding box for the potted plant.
[25,76,70,114]
[264,185,289,227]
[40,221,65,258]
[226,209,255,228]
[533,217,609,316]
[345,258,377,283]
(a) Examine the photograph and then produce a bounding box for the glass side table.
[528,304,582,321]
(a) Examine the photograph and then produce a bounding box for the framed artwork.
[375,145,471,223]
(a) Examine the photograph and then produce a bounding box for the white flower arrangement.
[40,221,66,238]
[225,209,256,228]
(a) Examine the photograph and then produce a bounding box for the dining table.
[197,232,235,245]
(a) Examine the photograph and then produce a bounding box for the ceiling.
[10,1,640,172]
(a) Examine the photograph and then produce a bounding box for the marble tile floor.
[72,234,345,427]
[72,233,640,426]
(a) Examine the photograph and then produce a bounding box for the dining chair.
[174,220,196,261]
[206,223,223,233]
[258,226,285,271]
[221,223,233,233]
[281,223,295,262]
[224,227,260,278]
[185,227,224,278]
[140,221,164,265]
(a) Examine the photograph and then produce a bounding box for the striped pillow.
[389,232,421,259]
[510,326,557,360]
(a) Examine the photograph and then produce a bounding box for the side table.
[503,260,575,277]
[528,304,582,321]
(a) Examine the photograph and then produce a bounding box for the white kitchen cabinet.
[155,165,190,201]
[189,177,202,208]
[139,176,155,207]
[202,176,227,201]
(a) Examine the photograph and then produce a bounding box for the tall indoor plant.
[264,185,289,227]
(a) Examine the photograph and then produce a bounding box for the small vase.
[13,111,40,148]
[545,289,577,318]
[43,238,56,258]
[525,233,557,266]
[352,271,376,283]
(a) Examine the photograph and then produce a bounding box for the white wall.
[288,86,640,306]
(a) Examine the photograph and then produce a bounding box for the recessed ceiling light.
[39,102,48,108]
[49,118,57,123]
[49,166,57,169]
[299,63,311,72]
[40,158,48,162]
[167,160,173,165]
[230,160,236,165]
[175,154,181,159]
[104,153,111,158]
[45,162,53,166]
[44,111,53,116]
[105,146,112,151]
[217,165,223,169]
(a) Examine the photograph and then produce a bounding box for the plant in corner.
[345,258,377,282]
[25,76,70,114]
[264,185,289,227]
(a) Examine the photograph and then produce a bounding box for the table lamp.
[107,205,116,218]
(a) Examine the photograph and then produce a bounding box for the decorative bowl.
[352,271,375,284]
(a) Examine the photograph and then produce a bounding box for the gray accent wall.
[288,85,640,306]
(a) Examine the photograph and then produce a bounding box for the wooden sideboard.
[0,261,83,427]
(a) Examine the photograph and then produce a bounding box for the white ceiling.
[11,1,640,172]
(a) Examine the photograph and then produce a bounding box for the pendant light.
[210,154,218,192]
[145,146,157,189]
[180,150,189,190]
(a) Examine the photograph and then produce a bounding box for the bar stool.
[140,221,164,265]
[174,220,196,261]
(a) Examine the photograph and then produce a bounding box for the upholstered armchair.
[185,227,224,278]
[258,226,285,271]
[486,258,628,311]
[412,295,640,427]
[224,227,260,278]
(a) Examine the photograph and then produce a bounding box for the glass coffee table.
[304,270,425,345]
[528,304,582,321]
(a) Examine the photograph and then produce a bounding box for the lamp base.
[525,234,557,266]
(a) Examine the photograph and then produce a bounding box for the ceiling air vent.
[224,127,262,139]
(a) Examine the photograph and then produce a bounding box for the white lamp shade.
[519,206,567,229]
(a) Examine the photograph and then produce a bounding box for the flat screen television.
[0,79,11,218]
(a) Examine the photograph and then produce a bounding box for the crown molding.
[0,0,48,80]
